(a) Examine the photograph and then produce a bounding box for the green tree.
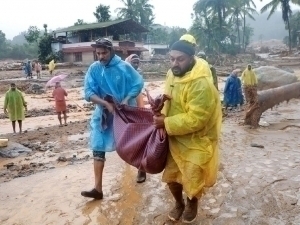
[260,0,300,52]
[136,0,155,27]
[168,27,188,47]
[227,0,256,51]
[116,0,139,21]
[43,24,48,34]
[147,27,169,44]
[94,4,111,22]
[116,0,154,27]
[74,19,87,26]
[284,11,300,47]
[24,26,40,43]
[0,30,8,59]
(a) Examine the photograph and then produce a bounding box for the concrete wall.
[51,43,62,53]
[63,53,73,63]
[82,52,95,64]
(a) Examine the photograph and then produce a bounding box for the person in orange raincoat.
[153,40,222,223]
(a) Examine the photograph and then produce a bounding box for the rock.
[57,156,67,162]
[0,142,32,158]
[280,67,294,73]
[251,143,265,148]
[254,66,298,91]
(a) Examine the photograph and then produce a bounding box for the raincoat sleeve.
[20,92,26,107]
[4,92,8,110]
[164,78,217,136]
[253,71,258,84]
[224,77,230,94]
[241,71,245,84]
[124,64,144,99]
[84,65,98,102]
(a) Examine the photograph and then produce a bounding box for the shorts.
[93,151,106,161]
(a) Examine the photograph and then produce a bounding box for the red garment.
[52,87,67,112]
[113,92,171,174]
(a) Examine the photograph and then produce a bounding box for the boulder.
[0,142,32,158]
[254,66,298,91]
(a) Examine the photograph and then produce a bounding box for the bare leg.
[63,111,67,125]
[94,160,104,192]
[57,112,62,126]
[81,158,104,199]
[18,120,22,134]
[12,121,16,134]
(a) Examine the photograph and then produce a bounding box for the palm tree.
[195,0,228,29]
[242,0,257,51]
[260,0,295,52]
[136,0,155,27]
[116,0,139,21]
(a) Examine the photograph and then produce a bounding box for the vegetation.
[0,30,39,60]
[260,0,300,52]
[116,0,155,28]
[283,11,300,47]
[94,4,111,22]
[1,0,300,61]
[190,0,257,54]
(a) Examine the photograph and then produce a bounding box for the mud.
[0,67,300,225]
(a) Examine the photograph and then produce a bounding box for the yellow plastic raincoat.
[48,60,55,72]
[241,69,257,86]
[162,59,222,199]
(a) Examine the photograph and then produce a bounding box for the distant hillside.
[247,11,296,42]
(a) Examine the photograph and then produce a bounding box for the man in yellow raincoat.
[49,59,55,75]
[153,40,222,223]
[241,64,258,105]
[180,34,218,90]
[4,83,27,134]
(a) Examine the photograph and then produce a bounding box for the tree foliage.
[74,19,87,26]
[190,0,257,54]
[24,26,40,43]
[0,30,39,60]
[283,11,300,47]
[94,4,111,22]
[116,0,154,28]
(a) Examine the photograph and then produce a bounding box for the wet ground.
[0,69,300,224]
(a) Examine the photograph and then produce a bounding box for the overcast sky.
[1,0,299,39]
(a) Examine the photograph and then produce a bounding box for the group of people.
[4,33,258,223]
[81,35,221,223]
[23,60,42,79]
[23,59,56,79]
[223,64,258,110]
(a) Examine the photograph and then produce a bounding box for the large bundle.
[113,92,171,174]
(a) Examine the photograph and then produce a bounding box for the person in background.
[153,40,222,223]
[241,64,258,105]
[25,60,33,79]
[197,52,218,90]
[52,82,68,127]
[125,53,147,183]
[81,38,143,200]
[223,69,243,110]
[49,59,55,75]
[4,83,27,135]
[35,61,42,79]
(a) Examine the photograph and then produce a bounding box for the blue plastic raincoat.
[84,55,144,152]
[223,74,243,107]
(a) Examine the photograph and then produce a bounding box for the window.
[74,52,82,62]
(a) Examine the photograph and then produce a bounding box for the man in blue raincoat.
[81,38,144,199]
[223,69,244,109]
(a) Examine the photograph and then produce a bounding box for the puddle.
[68,132,89,141]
